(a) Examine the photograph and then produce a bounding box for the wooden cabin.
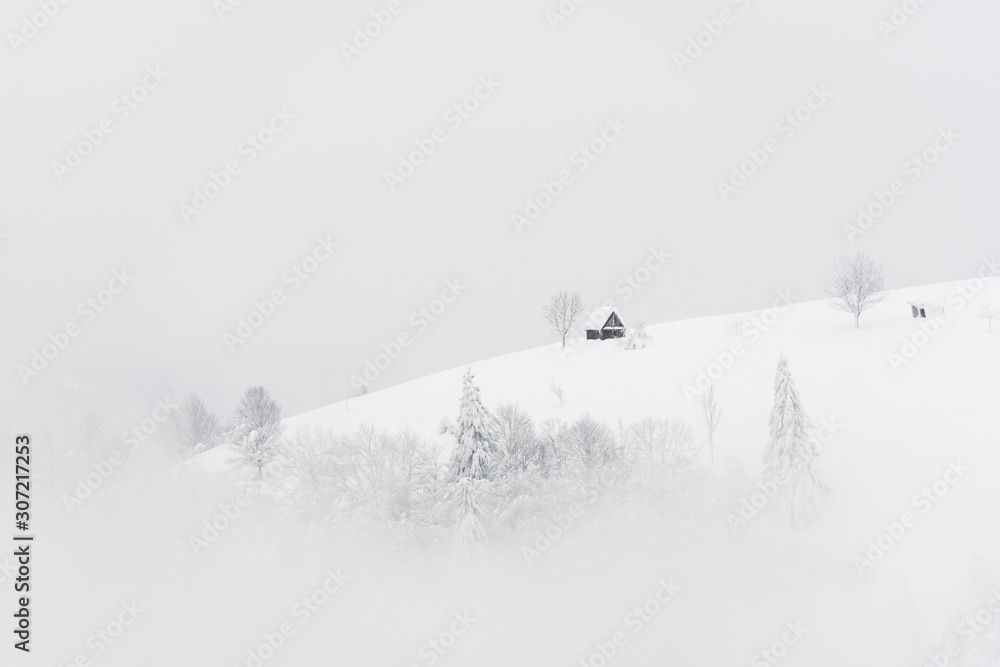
[586,307,626,340]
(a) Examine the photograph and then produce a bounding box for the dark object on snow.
[586,308,625,340]
[907,301,946,320]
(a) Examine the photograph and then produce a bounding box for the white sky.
[1,0,998,419]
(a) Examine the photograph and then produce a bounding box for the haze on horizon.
[1,0,998,420]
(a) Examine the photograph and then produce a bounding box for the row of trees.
[446,369,702,490]
[261,357,826,564]
[157,387,285,477]
[263,368,711,562]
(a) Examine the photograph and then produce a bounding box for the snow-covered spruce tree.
[229,386,285,479]
[450,368,493,480]
[453,477,489,569]
[619,321,652,350]
[762,355,824,528]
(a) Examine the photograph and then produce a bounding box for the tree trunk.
[854,313,860,330]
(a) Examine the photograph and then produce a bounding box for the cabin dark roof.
[586,307,624,330]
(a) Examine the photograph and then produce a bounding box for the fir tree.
[762,355,823,527]
[453,477,489,569]
[450,368,493,480]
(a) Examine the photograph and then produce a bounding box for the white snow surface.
[39,278,1000,667]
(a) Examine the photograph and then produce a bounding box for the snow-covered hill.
[288,277,1000,459]
[42,276,1000,667]
[268,276,1000,664]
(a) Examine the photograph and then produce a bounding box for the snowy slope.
[40,277,1000,667]
[273,277,1000,662]
[287,278,1000,459]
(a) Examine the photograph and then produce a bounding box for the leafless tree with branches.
[700,384,723,462]
[824,251,888,329]
[546,378,565,405]
[977,301,999,334]
[543,291,585,348]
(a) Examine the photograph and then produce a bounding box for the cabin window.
[911,305,919,318]
[920,308,926,318]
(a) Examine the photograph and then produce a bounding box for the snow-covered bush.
[619,321,652,350]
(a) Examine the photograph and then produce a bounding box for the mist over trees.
[229,386,285,478]
[763,355,825,528]
[167,394,220,457]
[37,342,839,572]
[699,384,723,463]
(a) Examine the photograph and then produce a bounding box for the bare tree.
[625,417,702,509]
[169,394,220,456]
[543,291,585,348]
[626,418,698,476]
[977,301,999,334]
[546,378,565,406]
[700,384,723,462]
[537,419,565,475]
[726,317,749,336]
[491,403,538,474]
[283,426,351,522]
[565,413,621,491]
[824,251,888,329]
[344,425,439,521]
